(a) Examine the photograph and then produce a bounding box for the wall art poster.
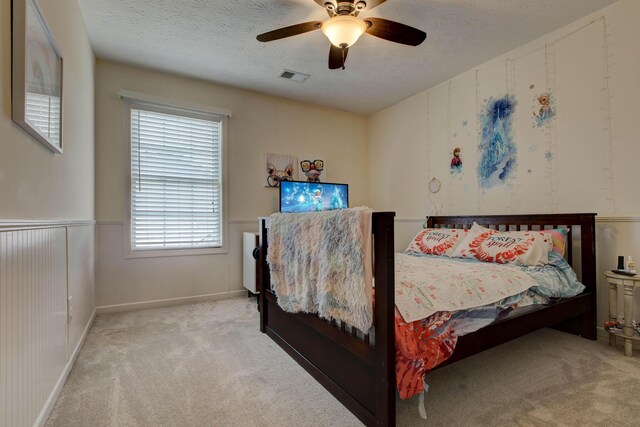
[478,95,517,188]
[12,0,63,153]
[265,153,297,187]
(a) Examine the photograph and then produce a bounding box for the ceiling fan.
[256,0,427,70]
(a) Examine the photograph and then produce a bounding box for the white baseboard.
[96,290,248,314]
[35,308,97,427]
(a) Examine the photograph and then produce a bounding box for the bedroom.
[0,0,639,426]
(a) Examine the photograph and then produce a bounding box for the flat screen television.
[279,180,349,213]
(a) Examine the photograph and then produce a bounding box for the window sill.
[125,247,228,259]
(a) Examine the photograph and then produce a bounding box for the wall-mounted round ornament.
[428,177,441,193]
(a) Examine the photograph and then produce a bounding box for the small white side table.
[604,271,640,357]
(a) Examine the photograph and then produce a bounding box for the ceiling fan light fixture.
[321,15,367,48]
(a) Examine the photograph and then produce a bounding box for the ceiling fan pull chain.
[341,45,346,70]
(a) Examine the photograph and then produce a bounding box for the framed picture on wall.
[265,153,298,187]
[11,0,64,153]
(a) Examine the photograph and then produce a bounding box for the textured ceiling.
[77,0,616,114]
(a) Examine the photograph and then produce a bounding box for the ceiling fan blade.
[256,21,323,42]
[364,17,426,46]
[329,45,348,70]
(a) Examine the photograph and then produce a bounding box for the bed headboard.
[426,213,597,295]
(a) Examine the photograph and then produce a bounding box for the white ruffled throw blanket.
[266,207,373,333]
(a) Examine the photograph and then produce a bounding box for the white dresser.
[243,232,260,294]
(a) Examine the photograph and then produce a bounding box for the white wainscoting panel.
[0,228,68,427]
[0,221,95,427]
[67,225,96,354]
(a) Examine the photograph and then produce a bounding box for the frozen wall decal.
[532,93,555,127]
[477,95,517,188]
[450,146,462,175]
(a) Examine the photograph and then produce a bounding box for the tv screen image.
[279,181,348,213]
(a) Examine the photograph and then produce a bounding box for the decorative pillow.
[542,228,569,256]
[451,223,553,266]
[405,228,468,257]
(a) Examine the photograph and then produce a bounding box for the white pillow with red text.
[405,228,468,257]
[451,223,553,266]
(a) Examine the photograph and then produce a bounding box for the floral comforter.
[393,252,584,399]
[395,253,537,323]
[395,308,457,399]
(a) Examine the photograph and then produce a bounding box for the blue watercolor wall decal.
[478,95,517,189]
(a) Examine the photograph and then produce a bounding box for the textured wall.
[0,1,96,423]
[368,0,640,331]
[369,0,640,218]
[0,0,95,220]
[95,60,368,307]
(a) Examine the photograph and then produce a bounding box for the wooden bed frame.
[258,213,596,427]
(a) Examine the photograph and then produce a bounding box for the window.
[127,101,226,255]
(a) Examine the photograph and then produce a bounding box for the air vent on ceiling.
[279,69,310,83]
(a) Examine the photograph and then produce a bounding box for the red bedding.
[394,308,458,399]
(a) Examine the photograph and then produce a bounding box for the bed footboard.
[259,212,396,427]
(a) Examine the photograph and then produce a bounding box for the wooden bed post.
[372,212,396,426]
[580,214,597,340]
[259,217,269,333]
[259,211,397,427]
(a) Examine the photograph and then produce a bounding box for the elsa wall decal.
[533,93,555,128]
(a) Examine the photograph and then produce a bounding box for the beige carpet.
[47,298,640,427]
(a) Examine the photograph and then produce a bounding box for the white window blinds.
[130,104,223,251]
[25,92,61,149]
